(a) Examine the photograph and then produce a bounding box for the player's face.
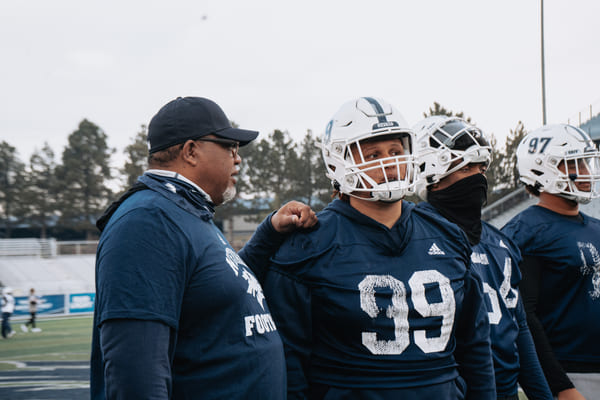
[433,162,487,191]
[350,138,407,189]
[558,158,592,192]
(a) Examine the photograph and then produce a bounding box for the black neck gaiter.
[427,173,488,245]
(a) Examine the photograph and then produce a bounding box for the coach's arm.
[100,319,172,399]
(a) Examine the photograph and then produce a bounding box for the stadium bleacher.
[0,254,95,297]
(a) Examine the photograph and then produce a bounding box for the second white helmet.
[413,116,492,200]
[321,97,418,202]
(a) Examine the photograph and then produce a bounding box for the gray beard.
[221,186,237,204]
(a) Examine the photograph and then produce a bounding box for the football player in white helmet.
[413,115,491,202]
[413,116,492,244]
[414,116,552,399]
[321,96,418,203]
[502,124,600,399]
[516,123,600,204]
[262,98,496,399]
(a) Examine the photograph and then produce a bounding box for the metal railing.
[0,239,98,257]
[482,187,530,222]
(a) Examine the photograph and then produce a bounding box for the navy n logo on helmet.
[363,97,400,131]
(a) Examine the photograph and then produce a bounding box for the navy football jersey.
[472,222,551,398]
[418,202,551,398]
[502,205,600,365]
[263,199,494,399]
[91,173,285,400]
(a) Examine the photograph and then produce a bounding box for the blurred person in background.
[1,287,15,339]
[21,287,42,333]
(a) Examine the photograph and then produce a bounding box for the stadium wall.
[11,292,95,319]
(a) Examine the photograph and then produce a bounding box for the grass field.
[0,315,93,368]
[0,315,93,399]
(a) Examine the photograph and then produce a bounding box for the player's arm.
[514,297,553,399]
[239,201,317,280]
[238,211,286,280]
[262,267,312,400]
[454,269,496,400]
[100,319,173,399]
[520,255,575,396]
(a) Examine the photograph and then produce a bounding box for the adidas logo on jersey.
[428,243,445,255]
[499,240,508,249]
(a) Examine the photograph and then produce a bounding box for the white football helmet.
[321,97,418,202]
[413,116,492,200]
[517,123,600,204]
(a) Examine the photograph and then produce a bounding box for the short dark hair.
[148,143,184,167]
[524,184,541,197]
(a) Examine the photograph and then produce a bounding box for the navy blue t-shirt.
[90,173,286,399]
[263,199,494,399]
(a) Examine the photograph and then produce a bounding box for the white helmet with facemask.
[517,123,600,204]
[321,97,418,202]
[413,116,492,200]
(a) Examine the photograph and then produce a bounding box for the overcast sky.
[1,0,599,167]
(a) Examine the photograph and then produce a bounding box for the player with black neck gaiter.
[427,173,488,245]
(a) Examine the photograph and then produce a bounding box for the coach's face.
[187,135,241,205]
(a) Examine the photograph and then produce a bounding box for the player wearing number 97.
[413,116,552,400]
[262,98,495,399]
[501,124,600,399]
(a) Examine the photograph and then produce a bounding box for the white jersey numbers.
[358,270,456,355]
[481,257,519,325]
[409,270,455,353]
[359,275,410,355]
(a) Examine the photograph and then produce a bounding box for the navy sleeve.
[519,255,574,395]
[454,270,496,400]
[239,212,286,281]
[95,207,188,329]
[262,268,312,400]
[514,298,553,399]
[100,319,174,399]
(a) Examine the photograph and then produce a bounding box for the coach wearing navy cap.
[90,96,317,399]
[147,96,258,154]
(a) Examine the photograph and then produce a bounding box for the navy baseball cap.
[147,96,259,154]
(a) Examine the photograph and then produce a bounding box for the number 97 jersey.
[263,199,494,399]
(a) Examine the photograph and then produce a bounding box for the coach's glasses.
[196,137,240,158]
